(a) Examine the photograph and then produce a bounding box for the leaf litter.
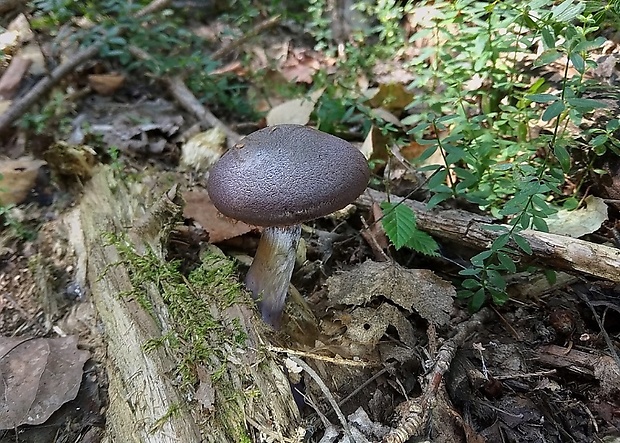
[0,335,90,429]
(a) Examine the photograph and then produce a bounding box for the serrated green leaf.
[405,229,440,256]
[380,202,417,250]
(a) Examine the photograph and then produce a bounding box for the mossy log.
[74,168,301,442]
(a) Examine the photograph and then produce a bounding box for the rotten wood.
[357,188,620,283]
[71,168,301,442]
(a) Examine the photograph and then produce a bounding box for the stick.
[164,76,241,146]
[357,188,620,283]
[0,0,172,133]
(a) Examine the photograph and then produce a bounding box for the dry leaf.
[183,188,254,243]
[88,73,125,95]
[266,88,324,126]
[545,196,608,238]
[180,128,226,171]
[327,260,454,325]
[0,336,89,429]
[367,83,414,113]
[360,125,390,163]
[346,304,416,347]
[279,48,322,83]
[0,56,32,99]
[0,157,47,206]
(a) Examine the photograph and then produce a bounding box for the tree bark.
[73,168,301,442]
[357,188,620,283]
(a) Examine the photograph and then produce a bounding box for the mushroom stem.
[245,225,302,328]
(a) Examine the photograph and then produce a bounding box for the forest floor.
[0,1,619,442]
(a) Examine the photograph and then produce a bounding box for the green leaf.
[542,100,565,121]
[534,49,563,67]
[573,37,606,52]
[552,0,585,22]
[470,288,486,311]
[526,93,558,103]
[471,250,493,267]
[427,192,452,209]
[513,233,533,255]
[544,269,557,284]
[554,144,571,172]
[532,216,549,232]
[405,229,440,256]
[462,279,481,290]
[492,233,510,250]
[381,202,417,250]
[497,252,517,273]
[569,52,585,73]
[566,98,608,110]
[541,27,555,49]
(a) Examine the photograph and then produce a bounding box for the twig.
[267,345,375,367]
[211,15,281,61]
[572,284,620,372]
[289,356,354,443]
[164,76,241,147]
[0,0,172,133]
[382,308,493,443]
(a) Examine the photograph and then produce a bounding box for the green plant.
[375,0,615,309]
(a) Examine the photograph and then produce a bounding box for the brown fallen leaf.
[183,188,255,243]
[0,56,32,99]
[0,157,47,206]
[265,88,324,126]
[0,335,90,429]
[327,260,454,325]
[88,73,125,95]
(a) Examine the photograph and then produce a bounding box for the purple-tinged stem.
[245,225,301,328]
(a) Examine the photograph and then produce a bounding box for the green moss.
[107,231,257,438]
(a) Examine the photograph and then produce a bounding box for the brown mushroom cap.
[207,124,370,227]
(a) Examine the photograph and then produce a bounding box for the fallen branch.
[357,188,620,283]
[164,76,241,147]
[0,0,172,133]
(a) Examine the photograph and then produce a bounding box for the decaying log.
[72,168,301,442]
[357,189,620,283]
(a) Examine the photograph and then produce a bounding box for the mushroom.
[207,124,370,328]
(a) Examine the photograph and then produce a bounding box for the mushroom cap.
[207,124,370,226]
